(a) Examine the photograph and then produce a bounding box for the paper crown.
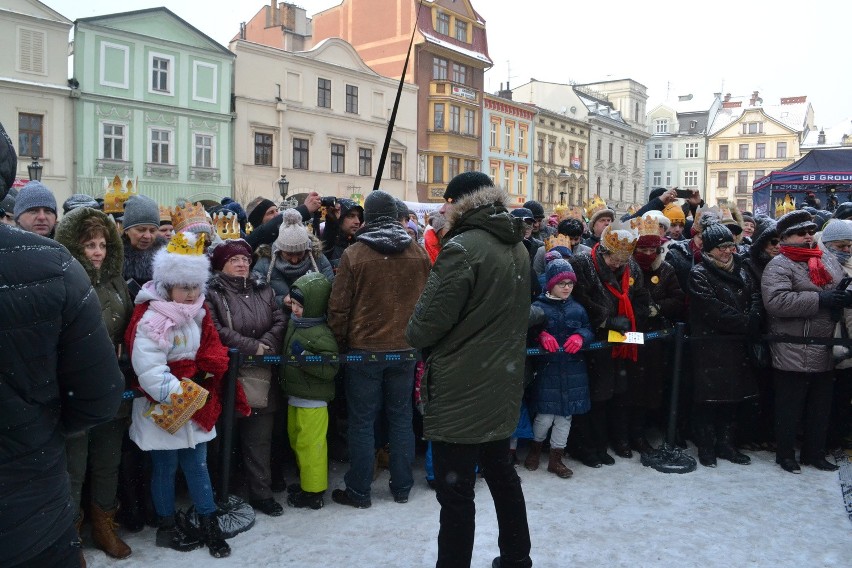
[600,220,638,260]
[776,194,796,217]
[159,205,172,224]
[626,203,641,217]
[103,175,138,214]
[213,211,240,240]
[554,204,585,222]
[545,234,575,252]
[584,195,607,220]
[171,202,208,233]
[165,231,206,256]
[631,213,661,237]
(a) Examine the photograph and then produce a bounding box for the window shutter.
[19,28,46,74]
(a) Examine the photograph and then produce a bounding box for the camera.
[320,196,337,207]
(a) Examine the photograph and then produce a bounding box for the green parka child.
[280,272,339,509]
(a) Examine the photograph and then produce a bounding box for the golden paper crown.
[600,220,638,260]
[545,234,574,252]
[166,231,206,256]
[631,213,661,237]
[584,195,607,220]
[563,205,585,221]
[213,211,240,240]
[553,204,568,220]
[159,205,172,224]
[103,175,138,214]
[171,202,208,233]
[776,194,796,217]
[626,203,641,216]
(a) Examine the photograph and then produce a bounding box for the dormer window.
[436,12,450,35]
[743,122,764,134]
[654,119,669,134]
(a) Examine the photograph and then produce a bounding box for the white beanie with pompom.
[272,209,310,253]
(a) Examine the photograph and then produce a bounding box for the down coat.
[406,186,530,444]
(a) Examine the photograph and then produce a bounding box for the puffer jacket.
[406,186,530,444]
[0,225,122,566]
[252,236,334,309]
[762,249,845,373]
[0,121,15,195]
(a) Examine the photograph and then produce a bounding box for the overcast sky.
[49,0,851,128]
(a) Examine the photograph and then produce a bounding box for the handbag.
[146,378,209,434]
[216,291,271,409]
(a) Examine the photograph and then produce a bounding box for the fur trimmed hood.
[444,186,524,246]
[55,206,124,284]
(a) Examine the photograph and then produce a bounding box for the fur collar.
[445,186,508,233]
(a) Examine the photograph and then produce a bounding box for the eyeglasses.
[521,218,534,225]
[717,244,738,252]
[793,229,817,237]
[554,281,575,288]
[769,238,780,246]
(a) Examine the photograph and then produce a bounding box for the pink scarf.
[142,294,205,350]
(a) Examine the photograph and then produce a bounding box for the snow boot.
[716,423,750,465]
[155,515,203,552]
[199,513,231,558]
[287,489,324,510]
[523,441,543,471]
[89,503,131,559]
[546,448,573,479]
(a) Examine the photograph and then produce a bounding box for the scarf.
[634,250,658,271]
[830,248,852,267]
[780,244,832,287]
[689,238,703,264]
[591,244,637,361]
[140,285,206,350]
[703,252,734,272]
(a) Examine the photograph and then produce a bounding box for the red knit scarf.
[779,245,832,287]
[689,238,703,263]
[592,244,638,361]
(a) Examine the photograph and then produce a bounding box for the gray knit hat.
[273,209,310,253]
[364,190,399,225]
[122,195,160,230]
[63,193,99,214]
[821,219,852,243]
[13,181,56,220]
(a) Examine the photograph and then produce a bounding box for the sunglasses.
[793,229,817,237]
[522,218,534,225]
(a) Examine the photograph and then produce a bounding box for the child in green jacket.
[280,272,339,509]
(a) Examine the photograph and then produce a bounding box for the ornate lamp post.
[27,155,43,181]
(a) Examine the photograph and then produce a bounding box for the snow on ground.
[84,443,850,568]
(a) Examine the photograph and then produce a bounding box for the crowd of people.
[3,115,852,567]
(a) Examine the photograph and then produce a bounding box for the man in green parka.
[406,172,533,568]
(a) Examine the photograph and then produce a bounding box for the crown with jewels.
[213,211,240,240]
[600,220,638,260]
[166,231,206,256]
[159,205,172,224]
[631,213,661,237]
[103,175,137,214]
[545,234,574,252]
[776,194,796,217]
[171,202,209,234]
[584,195,607,220]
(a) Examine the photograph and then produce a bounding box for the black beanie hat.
[702,222,735,252]
[648,187,667,201]
[523,200,545,219]
[443,171,494,202]
[776,210,816,237]
[364,190,398,224]
[834,202,852,220]
[394,198,409,221]
[248,198,276,229]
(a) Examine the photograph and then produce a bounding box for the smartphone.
[837,276,852,290]
[674,189,694,199]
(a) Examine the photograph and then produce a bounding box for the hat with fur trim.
[545,257,577,291]
[776,210,816,237]
[152,232,210,298]
[443,171,494,202]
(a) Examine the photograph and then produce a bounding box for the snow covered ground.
[83,444,850,568]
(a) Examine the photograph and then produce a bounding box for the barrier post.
[218,349,239,499]
[665,322,686,447]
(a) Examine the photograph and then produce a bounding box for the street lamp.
[557,167,570,205]
[27,155,43,182]
[277,174,290,200]
[559,190,566,205]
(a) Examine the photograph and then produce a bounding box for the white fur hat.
[152,232,210,298]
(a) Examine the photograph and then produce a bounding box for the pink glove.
[563,334,584,354]
[539,331,559,353]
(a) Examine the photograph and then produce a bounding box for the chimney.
[271,1,279,26]
[724,93,731,102]
[749,91,760,106]
[818,129,826,145]
[497,82,513,100]
[239,22,246,40]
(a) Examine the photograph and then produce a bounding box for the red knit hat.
[636,234,662,248]
[211,238,252,271]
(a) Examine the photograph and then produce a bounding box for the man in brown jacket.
[327,190,431,508]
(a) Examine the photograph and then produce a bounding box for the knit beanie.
[443,171,494,202]
[663,203,686,224]
[63,193,99,214]
[820,219,852,243]
[776,210,816,237]
[406,219,420,238]
[557,218,585,237]
[122,195,160,230]
[364,190,399,224]
[702,222,735,252]
[222,200,247,227]
[273,209,310,253]
[247,198,276,229]
[428,211,447,232]
[545,258,577,291]
[395,198,409,221]
[13,181,57,220]
[523,200,545,219]
[210,238,252,271]
[0,186,17,215]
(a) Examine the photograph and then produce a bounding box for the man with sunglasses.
[523,200,554,241]
[763,210,851,473]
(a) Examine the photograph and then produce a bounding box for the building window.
[345,85,358,114]
[685,142,699,158]
[608,143,613,163]
[743,122,764,134]
[666,144,672,159]
[653,144,662,159]
[451,63,467,85]
[537,138,545,160]
[719,145,729,160]
[718,171,728,188]
[449,157,460,179]
[150,129,171,164]
[455,19,468,42]
[464,109,475,135]
[653,171,662,186]
[596,178,601,195]
[777,142,787,158]
[432,57,448,80]
[517,170,525,194]
[254,133,273,166]
[150,55,171,93]
[634,149,638,165]
[358,148,372,176]
[654,118,669,134]
[579,147,585,167]
[548,183,555,204]
[18,113,43,157]
[102,123,125,161]
[449,105,461,133]
[755,142,766,159]
[194,134,213,168]
[390,152,402,179]
[739,144,749,159]
[317,78,331,108]
[491,166,498,184]
[293,138,309,170]
[537,181,544,202]
[738,170,749,190]
[596,139,602,160]
[18,27,46,75]
[504,125,512,151]
[690,120,698,129]
[754,170,765,181]
[100,42,129,89]
[619,181,624,201]
[505,168,513,190]
[548,141,555,163]
[518,129,525,153]
[191,61,218,104]
[666,171,672,186]
[434,103,445,131]
[464,159,475,172]
[608,179,613,199]
[432,156,444,183]
[436,12,450,35]
[620,146,624,165]
[684,170,698,186]
[490,122,498,147]
[331,143,345,173]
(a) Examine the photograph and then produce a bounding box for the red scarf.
[689,238,703,263]
[779,245,832,287]
[592,244,638,361]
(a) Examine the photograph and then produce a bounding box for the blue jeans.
[344,353,415,501]
[150,443,217,517]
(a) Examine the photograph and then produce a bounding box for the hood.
[55,206,124,282]
[291,272,331,318]
[355,218,413,253]
[445,186,523,246]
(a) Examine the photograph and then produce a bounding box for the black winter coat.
[0,225,122,565]
[0,122,16,195]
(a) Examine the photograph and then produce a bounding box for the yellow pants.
[287,405,329,493]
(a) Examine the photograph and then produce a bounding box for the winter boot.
[523,441,543,471]
[716,423,750,465]
[74,513,87,568]
[89,503,132,559]
[695,424,717,468]
[155,515,203,552]
[546,448,573,479]
[287,489,324,510]
[199,513,231,558]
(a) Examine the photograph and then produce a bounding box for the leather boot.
[524,441,543,471]
[199,513,231,558]
[611,439,633,459]
[547,448,573,479]
[74,513,87,568]
[89,503,132,559]
[716,423,750,465]
[696,424,717,468]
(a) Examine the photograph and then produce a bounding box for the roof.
[576,92,627,127]
[709,100,811,136]
[802,118,852,148]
